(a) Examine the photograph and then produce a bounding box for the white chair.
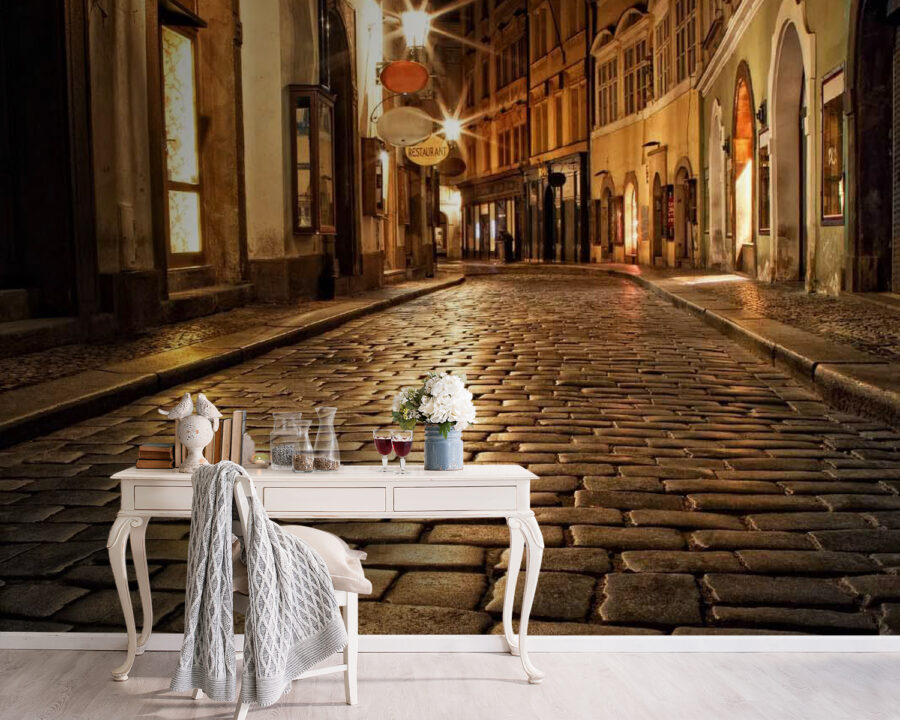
[194,471,371,719]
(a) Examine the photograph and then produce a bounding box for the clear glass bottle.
[269,411,302,470]
[292,419,314,473]
[313,406,340,471]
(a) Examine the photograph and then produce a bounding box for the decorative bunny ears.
[158,392,224,431]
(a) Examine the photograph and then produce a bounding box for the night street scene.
[1,0,900,718]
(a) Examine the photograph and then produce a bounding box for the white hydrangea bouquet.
[391,371,477,437]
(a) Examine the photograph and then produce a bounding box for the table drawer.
[393,485,517,512]
[134,485,193,511]
[263,486,386,513]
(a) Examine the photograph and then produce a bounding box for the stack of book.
[136,443,175,469]
[173,410,248,468]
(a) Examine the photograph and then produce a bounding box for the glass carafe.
[270,411,302,470]
[313,406,340,471]
[292,419,314,473]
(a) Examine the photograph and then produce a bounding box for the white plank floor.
[1,650,899,720]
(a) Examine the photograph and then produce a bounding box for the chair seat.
[233,524,372,595]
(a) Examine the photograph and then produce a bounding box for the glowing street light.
[401,10,431,50]
[441,117,462,142]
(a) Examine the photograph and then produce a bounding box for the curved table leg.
[107,514,144,681]
[503,519,525,656]
[509,513,544,685]
[130,518,153,654]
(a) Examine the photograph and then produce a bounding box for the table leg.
[107,514,144,681]
[502,519,525,656]
[130,517,153,654]
[509,513,544,684]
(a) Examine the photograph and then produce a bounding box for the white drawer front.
[134,485,193,511]
[393,485,517,512]
[263,486,386,513]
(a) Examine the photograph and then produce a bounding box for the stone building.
[456,0,530,260]
[0,0,444,351]
[698,0,897,294]
[526,0,591,263]
[589,0,703,268]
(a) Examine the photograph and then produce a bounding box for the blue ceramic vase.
[423,424,464,470]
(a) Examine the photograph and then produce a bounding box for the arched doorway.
[327,10,359,279]
[733,65,755,274]
[708,101,727,268]
[652,174,664,265]
[771,22,807,282]
[849,0,895,292]
[624,181,638,261]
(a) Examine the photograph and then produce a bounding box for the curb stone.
[0,275,464,447]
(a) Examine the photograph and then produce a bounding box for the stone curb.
[461,262,900,431]
[0,275,465,447]
[599,268,900,430]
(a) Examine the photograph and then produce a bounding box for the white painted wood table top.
[107,464,545,686]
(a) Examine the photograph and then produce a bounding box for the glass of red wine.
[373,429,393,472]
[391,429,413,474]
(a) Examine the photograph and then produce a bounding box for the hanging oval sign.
[376,106,434,147]
[404,135,450,166]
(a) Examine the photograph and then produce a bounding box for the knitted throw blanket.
[171,461,347,707]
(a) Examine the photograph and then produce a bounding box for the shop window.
[289,85,336,235]
[822,69,845,223]
[162,26,203,263]
[624,182,638,256]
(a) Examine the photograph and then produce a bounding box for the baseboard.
[2,632,899,653]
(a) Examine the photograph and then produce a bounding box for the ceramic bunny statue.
[159,393,223,473]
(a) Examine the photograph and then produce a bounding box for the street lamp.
[441,117,462,142]
[401,10,431,51]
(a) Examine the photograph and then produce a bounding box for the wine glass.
[391,429,414,474]
[373,429,393,472]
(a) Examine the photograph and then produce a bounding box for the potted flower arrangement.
[391,371,476,470]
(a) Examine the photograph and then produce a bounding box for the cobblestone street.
[2,269,900,636]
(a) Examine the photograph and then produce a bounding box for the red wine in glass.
[391,439,412,457]
[373,430,393,472]
[391,430,413,473]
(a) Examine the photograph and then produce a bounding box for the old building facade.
[699,0,898,294]
[457,0,529,261]
[0,0,445,352]
[589,0,703,268]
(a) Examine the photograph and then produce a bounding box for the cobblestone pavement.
[0,301,324,392]
[2,270,900,636]
[651,269,900,360]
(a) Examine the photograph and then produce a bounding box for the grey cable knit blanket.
[170,461,347,707]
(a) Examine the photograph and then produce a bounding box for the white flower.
[416,372,476,430]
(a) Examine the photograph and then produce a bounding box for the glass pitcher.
[291,419,314,473]
[269,411,302,470]
[313,406,340,470]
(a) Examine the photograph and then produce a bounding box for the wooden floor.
[1,649,898,719]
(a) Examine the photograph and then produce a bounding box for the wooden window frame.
[160,25,205,269]
[288,84,336,236]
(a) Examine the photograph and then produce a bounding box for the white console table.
[108,464,544,684]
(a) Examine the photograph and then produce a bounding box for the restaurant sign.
[405,135,450,166]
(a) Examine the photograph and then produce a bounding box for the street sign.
[405,135,450,166]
